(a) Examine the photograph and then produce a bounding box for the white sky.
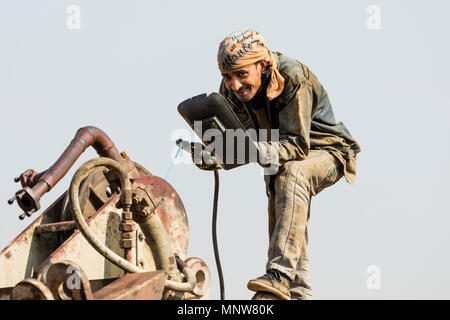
[1,0,449,299]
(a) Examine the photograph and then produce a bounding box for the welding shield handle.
[176,139,222,170]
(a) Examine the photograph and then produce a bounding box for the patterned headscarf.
[217,29,285,101]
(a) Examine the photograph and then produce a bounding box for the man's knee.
[275,161,311,190]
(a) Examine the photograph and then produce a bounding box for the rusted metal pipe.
[38,126,123,188]
[134,210,179,280]
[9,126,125,219]
[35,221,77,235]
[132,195,197,292]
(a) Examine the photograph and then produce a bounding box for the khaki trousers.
[264,150,344,300]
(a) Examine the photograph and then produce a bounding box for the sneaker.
[247,269,291,300]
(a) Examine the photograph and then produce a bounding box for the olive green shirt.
[219,51,361,184]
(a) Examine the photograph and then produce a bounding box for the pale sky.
[1,0,449,299]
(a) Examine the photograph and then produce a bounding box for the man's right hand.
[176,139,223,171]
[194,161,223,171]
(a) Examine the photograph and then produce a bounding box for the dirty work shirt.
[219,51,361,184]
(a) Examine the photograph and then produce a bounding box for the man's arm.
[277,80,313,165]
[258,80,313,168]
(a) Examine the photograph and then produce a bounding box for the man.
[201,28,360,300]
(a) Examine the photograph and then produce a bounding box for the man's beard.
[233,85,253,101]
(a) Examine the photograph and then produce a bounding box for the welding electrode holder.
[176,139,221,167]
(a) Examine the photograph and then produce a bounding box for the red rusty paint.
[1,192,65,259]
[184,257,211,298]
[93,271,166,300]
[0,214,43,259]
[1,218,39,252]
[124,248,133,263]
[133,175,189,258]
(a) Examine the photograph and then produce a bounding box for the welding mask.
[177,93,259,170]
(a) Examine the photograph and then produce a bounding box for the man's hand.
[176,139,223,171]
[194,161,223,171]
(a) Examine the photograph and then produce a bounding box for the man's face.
[221,62,264,102]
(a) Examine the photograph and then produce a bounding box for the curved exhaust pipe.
[8,126,129,219]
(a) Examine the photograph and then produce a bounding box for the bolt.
[132,191,145,204]
[122,232,134,239]
[142,207,153,217]
[120,239,134,249]
[139,232,144,241]
[122,212,132,220]
[8,196,16,205]
[120,222,135,232]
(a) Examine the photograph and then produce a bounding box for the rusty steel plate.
[133,175,189,259]
[93,271,166,300]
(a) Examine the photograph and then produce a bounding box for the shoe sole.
[252,292,280,300]
[247,280,290,300]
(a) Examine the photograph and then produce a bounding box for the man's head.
[221,60,268,102]
[217,29,284,102]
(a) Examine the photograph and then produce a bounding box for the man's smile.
[235,86,250,98]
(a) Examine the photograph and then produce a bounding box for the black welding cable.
[212,168,225,300]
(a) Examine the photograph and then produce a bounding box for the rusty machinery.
[0,126,211,300]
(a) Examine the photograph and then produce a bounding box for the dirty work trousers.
[264,150,344,299]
